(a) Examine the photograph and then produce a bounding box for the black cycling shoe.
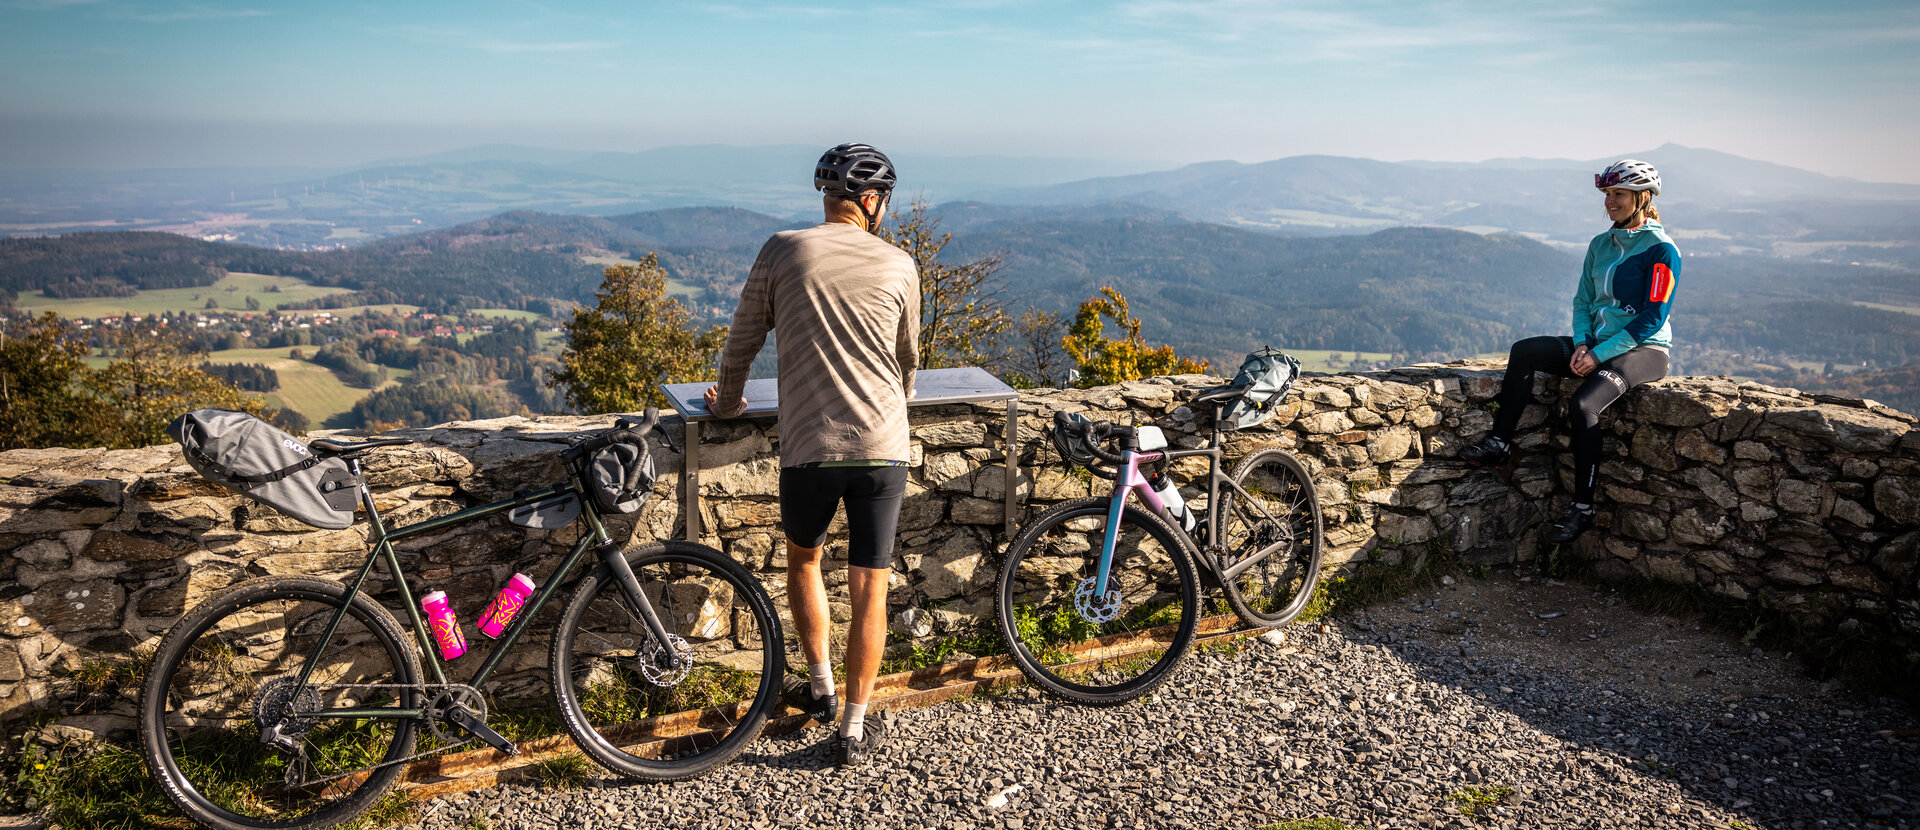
[835,712,887,769]
[1547,505,1596,544]
[781,675,837,724]
[1460,437,1511,467]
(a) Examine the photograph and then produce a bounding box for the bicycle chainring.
[1073,577,1123,625]
[252,676,322,740]
[426,686,489,742]
[637,633,692,687]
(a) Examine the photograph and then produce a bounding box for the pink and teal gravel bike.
[993,391,1324,705]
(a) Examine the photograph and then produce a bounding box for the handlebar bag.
[1212,348,1303,431]
[1049,411,1099,469]
[167,409,361,529]
[586,441,654,514]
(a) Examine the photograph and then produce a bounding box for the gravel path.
[410,575,1919,830]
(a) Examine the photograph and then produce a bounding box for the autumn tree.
[88,326,271,445]
[1,313,269,450]
[880,200,1010,370]
[1062,287,1209,387]
[551,255,727,412]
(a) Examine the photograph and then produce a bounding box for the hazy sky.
[4,0,1918,181]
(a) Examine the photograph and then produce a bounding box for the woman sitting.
[1460,159,1680,544]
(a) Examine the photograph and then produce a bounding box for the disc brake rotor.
[1073,577,1123,625]
[636,633,692,687]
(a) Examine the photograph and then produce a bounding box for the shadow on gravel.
[1343,575,1918,828]
[729,729,837,773]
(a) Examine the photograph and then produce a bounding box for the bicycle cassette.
[252,676,321,739]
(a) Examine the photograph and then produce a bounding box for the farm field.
[471,308,544,321]
[200,347,408,428]
[1284,348,1396,373]
[16,272,352,318]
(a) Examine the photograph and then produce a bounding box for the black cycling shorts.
[779,465,908,570]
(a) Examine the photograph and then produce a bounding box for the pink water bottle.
[421,591,467,660]
[478,573,536,638]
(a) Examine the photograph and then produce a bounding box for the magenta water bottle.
[421,590,467,660]
[478,573,536,638]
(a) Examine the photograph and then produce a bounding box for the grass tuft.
[880,623,1007,674]
[1258,819,1352,830]
[526,752,594,791]
[1447,785,1514,818]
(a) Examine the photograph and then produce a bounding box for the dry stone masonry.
[3,362,1917,743]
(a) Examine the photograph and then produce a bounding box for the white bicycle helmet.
[1595,159,1661,195]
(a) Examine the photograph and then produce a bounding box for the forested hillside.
[0,207,797,313]
[947,221,1574,362]
[11,208,1920,381]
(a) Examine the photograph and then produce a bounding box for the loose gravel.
[408,574,1919,830]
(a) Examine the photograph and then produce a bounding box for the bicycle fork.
[1093,450,1169,603]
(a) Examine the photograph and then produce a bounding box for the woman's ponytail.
[1637,190,1660,224]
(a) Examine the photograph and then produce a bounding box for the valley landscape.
[6,143,1920,428]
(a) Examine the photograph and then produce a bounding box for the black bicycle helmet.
[814,143,897,197]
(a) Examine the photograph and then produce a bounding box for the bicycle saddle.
[309,437,414,456]
[1191,384,1250,405]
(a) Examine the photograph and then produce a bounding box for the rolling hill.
[16,206,1920,379]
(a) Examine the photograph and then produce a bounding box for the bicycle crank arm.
[444,706,518,756]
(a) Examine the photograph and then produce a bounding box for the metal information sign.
[661,367,1023,538]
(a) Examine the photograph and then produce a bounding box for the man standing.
[704,143,918,767]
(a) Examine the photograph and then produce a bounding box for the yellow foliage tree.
[551,256,728,412]
[1,313,269,451]
[1062,287,1208,387]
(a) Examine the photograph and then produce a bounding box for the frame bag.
[1212,348,1303,431]
[167,409,361,530]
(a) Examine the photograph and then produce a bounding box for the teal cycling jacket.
[1572,219,1680,363]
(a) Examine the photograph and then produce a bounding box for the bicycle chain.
[268,680,489,790]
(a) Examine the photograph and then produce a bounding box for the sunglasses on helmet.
[1595,171,1627,189]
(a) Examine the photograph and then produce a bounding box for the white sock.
[809,662,834,699]
[841,702,867,740]
[1572,502,1593,513]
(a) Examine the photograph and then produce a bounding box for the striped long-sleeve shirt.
[712,222,920,466]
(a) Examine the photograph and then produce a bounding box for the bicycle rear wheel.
[994,497,1201,705]
[1218,448,1324,627]
[552,541,783,781]
[138,576,420,830]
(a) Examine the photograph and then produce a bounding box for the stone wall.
[4,363,1917,739]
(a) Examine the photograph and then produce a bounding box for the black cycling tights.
[1488,335,1669,504]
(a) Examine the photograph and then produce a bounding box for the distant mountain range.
[4,143,1916,269]
[11,205,1920,374]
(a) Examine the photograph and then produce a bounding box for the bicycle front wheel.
[552,541,783,781]
[138,576,421,830]
[1219,447,1325,627]
[994,497,1201,705]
